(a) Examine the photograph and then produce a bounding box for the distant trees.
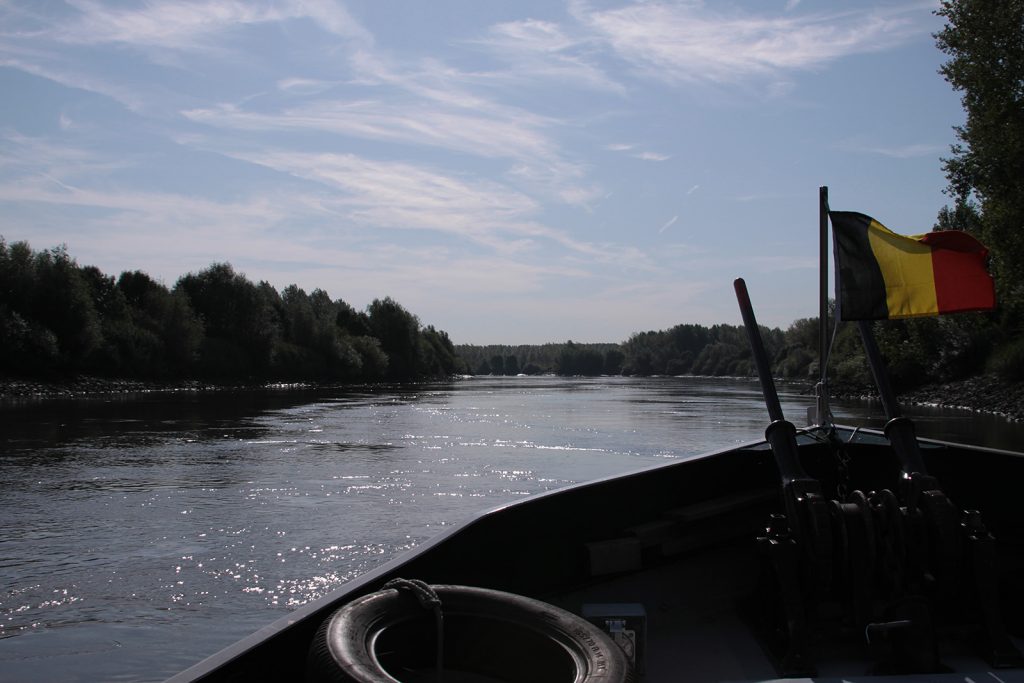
[620,323,779,378]
[455,342,622,376]
[0,238,460,383]
[3,231,1016,391]
[555,341,604,376]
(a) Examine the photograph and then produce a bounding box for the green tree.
[104,270,203,377]
[162,288,204,373]
[351,335,388,380]
[32,246,102,369]
[420,326,459,377]
[336,299,371,337]
[602,349,624,375]
[555,341,605,376]
[367,297,421,381]
[0,240,61,375]
[935,0,1024,319]
[176,264,280,378]
[281,284,316,348]
[622,331,658,375]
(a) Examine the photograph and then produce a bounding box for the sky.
[0,0,965,345]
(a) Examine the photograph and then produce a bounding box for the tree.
[603,349,625,375]
[420,326,459,377]
[350,335,388,380]
[935,0,1024,318]
[555,341,605,376]
[176,264,280,377]
[367,297,421,381]
[281,284,316,348]
[161,289,204,373]
[31,246,102,369]
[336,299,371,336]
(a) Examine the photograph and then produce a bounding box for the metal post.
[815,186,831,426]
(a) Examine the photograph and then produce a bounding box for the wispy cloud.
[572,1,931,84]
[835,139,945,159]
[0,136,612,301]
[52,0,372,50]
[183,46,606,207]
[202,148,615,257]
[0,0,374,111]
[471,19,627,95]
[276,77,339,95]
[0,56,155,112]
[635,151,671,162]
[607,143,671,161]
[658,215,678,233]
[182,100,557,165]
[231,150,537,234]
[0,131,135,178]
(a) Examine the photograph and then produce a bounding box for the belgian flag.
[829,211,995,320]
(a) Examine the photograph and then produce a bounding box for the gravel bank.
[0,376,313,401]
[2,374,1021,422]
[896,374,1024,422]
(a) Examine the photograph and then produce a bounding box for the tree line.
[458,308,1006,395]
[0,239,458,383]
[454,342,623,376]
[618,311,1006,392]
[1,236,1013,393]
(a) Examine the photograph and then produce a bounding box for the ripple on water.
[4,376,1015,682]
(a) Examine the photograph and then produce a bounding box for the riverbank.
[0,376,315,400]
[829,373,1024,422]
[896,374,1024,422]
[2,373,1022,422]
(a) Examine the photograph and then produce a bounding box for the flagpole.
[816,186,830,426]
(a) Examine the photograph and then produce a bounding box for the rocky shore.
[2,374,1022,422]
[896,374,1024,422]
[830,373,1024,422]
[0,376,315,401]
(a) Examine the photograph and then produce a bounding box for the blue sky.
[0,0,963,344]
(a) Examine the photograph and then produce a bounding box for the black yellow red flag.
[829,211,995,320]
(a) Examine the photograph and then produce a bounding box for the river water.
[0,375,1020,682]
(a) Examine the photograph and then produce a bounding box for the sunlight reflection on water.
[0,376,1020,682]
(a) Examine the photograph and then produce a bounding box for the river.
[0,375,1021,682]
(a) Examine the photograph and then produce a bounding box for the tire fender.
[306,583,633,683]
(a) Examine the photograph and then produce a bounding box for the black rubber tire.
[306,584,633,683]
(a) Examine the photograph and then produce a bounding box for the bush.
[987,337,1024,381]
[777,346,813,379]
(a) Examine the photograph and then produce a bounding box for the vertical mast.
[816,186,831,427]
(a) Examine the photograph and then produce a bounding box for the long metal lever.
[856,320,928,476]
[735,278,809,487]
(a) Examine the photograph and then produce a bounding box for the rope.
[383,578,444,683]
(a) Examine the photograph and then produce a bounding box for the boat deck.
[553,540,1024,682]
